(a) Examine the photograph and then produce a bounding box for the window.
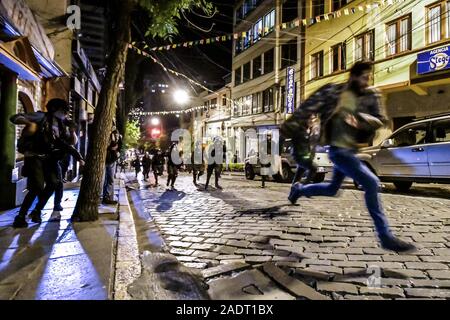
[331,43,346,72]
[253,55,262,78]
[264,49,274,74]
[234,98,242,116]
[235,38,243,55]
[281,39,297,69]
[243,62,251,82]
[391,123,429,147]
[222,96,227,107]
[252,92,262,114]
[264,10,275,35]
[355,30,374,61]
[243,28,253,49]
[263,88,274,112]
[311,51,324,79]
[282,0,298,23]
[242,95,252,115]
[312,0,325,18]
[235,5,243,25]
[333,0,353,11]
[426,1,450,44]
[235,67,242,85]
[433,119,450,142]
[386,15,411,56]
[253,19,263,42]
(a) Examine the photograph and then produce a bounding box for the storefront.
[0,1,65,209]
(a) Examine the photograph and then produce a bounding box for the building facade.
[232,0,304,162]
[0,0,66,208]
[304,0,450,142]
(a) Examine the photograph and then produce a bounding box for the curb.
[112,179,142,300]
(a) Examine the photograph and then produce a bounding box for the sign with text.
[418,45,450,75]
[286,67,295,114]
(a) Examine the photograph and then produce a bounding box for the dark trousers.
[167,165,178,187]
[19,156,59,216]
[54,162,63,207]
[297,146,391,238]
[205,164,222,187]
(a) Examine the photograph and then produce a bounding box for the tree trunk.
[72,0,133,221]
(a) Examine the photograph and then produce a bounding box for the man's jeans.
[297,146,391,238]
[103,162,116,201]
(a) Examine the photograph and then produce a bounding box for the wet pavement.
[130,171,450,300]
[0,184,118,300]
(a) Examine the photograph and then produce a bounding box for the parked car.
[357,113,450,191]
[245,138,333,183]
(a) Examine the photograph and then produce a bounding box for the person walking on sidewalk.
[102,128,122,205]
[10,99,85,228]
[131,155,141,179]
[205,136,226,191]
[166,142,180,190]
[151,149,164,186]
[53,121,78,212]
[191,141,204,186]
[288,61,415,253]
[142,152,152,181]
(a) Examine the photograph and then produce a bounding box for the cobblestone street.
[130,172,450,300]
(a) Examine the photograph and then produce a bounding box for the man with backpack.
[285,61,415,253]
[102,127,122,205]
[10,99,85,228]
[205,136,226,191]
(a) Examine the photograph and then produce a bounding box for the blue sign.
[286,67,296,114]
[418,45,450,74]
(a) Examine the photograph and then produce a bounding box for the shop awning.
[0,42,40,80]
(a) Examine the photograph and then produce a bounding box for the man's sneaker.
[13,215,28,228]
[103,199,118,205]
[53,204,64,211]
[380,235,416,253]
[29,210,42,224]
[288,183,301,205]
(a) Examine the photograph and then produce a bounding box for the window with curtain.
[263,88,274,113]
[254,19,263,43]
[311,51,323,79]
[264,10,275,35]
[428,4,442,43]
[331,43,346,72]
[355,30,374,61]
[386,15,411,56]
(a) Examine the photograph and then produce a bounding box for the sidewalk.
[0,180,123,300]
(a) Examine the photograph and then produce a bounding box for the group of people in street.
[9,61,416,253]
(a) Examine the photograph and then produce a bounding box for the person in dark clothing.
[288,61,415,253]
[102,128,122,205]
[131,156,141,179]
[53,121,78,211]
[166,142,180,190]
[142,152,152,181]
[151,149,164,186]
[191,142,204,186]
[10,99,85,228]
[205,137,226,190]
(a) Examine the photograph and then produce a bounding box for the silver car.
[357,113,450,191]
[245,138,333,183]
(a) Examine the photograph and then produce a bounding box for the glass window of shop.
[253,55,262,79]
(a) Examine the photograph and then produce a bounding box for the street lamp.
[150,117,160,126]
[173,89,189,105]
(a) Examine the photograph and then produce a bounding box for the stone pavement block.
[371,262,405,269]
[169,248,194,256]
[169,241,192,248]
[405,288,450,298]
[207,269,295,300]
[410,279,450,288]
[181,237,204,243]
[182,262,208,269]
[204,238,228,245]
[420,256,450,263]
[344,294,386,300]
[432,248,450,256]
[262,263,330,300]
[405,262,449,270]
[362,248,390,255]
[202,262,250,279]
[359,287,405,298]
[318,254,347,261]
[332,248,364,255]
[245,256,272,263]
[301,259,332,266]
[292,268,332,281]
[213,245,238,255]
[274,246,304,256]
[348,255,382,261]
[226,240,250,248]
[235,249,263,255]
[216,255,244,260]
[272,256,300,262]
[176,256,198,262]
[382,255,420,262]
[383,269,428,279]
[331,261,366,268]
[191,251,220,259]
[190,243,215,251]
[316,282,359,295]
[308,265,343,275]
[427,270,450,279]
[245,235,270,243]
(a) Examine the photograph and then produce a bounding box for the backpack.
[280,83,345,151]
[17,113,55,155]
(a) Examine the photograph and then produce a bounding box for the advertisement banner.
[286,67,295,114]
[418,45,450,75]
